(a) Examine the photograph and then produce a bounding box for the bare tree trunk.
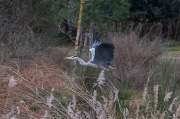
[81,26,94,60]
[83,31,88,49]
[89,22,94,46]
[74,0,85,57]
[79,30,84,56]
[88,22,94,58]
[73,0,85,69]
[80,30,89,61]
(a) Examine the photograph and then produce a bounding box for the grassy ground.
[162,45,180,61]
[164,41,180,51]
[165,46,180,51]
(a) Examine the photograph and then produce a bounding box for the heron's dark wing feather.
[93,43,114,66]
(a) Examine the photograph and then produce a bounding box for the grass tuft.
[165,46,180,51]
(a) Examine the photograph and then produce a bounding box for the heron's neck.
[76,57,87,65]
[76,57,98,68]
[90,48,95,61]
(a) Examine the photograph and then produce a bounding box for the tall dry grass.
[119,18,180,41]
[0,61,70,118]
[1,61,180,119]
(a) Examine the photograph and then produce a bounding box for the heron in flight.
[64,41,115,69]
[64,41,121,82]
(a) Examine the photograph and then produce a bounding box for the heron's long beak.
[64,57,72,59]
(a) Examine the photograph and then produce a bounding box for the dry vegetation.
[112,33,162,89]
[1,61,180,118]
[0,32,179,118]
[0,60,70,118]
[0,1,180,119]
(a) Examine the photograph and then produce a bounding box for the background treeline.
[0,0,180,49]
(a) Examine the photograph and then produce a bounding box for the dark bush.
[129,0,180,21]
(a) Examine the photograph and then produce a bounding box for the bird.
[64,41,115,68]
[64,41,121,82]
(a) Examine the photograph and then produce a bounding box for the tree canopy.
[129,0,180,21]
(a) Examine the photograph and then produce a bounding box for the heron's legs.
[108,65,116,69]
[98,66,109,71]
[101,66,121,82]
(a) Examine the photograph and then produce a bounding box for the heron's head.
[64,56,78,60]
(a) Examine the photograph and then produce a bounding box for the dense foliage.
[129,0,180,21]
[41,0,130,31]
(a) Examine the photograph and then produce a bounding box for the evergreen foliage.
[53,0,129,31]
[129,0,180,21]
[30,0,130,31]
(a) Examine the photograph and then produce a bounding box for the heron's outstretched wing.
[90,41,101,49]
[89,41,101,62]
[93,42,115,66]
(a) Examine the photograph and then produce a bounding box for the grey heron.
[64,41,120,81]
[64,41,114,67]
